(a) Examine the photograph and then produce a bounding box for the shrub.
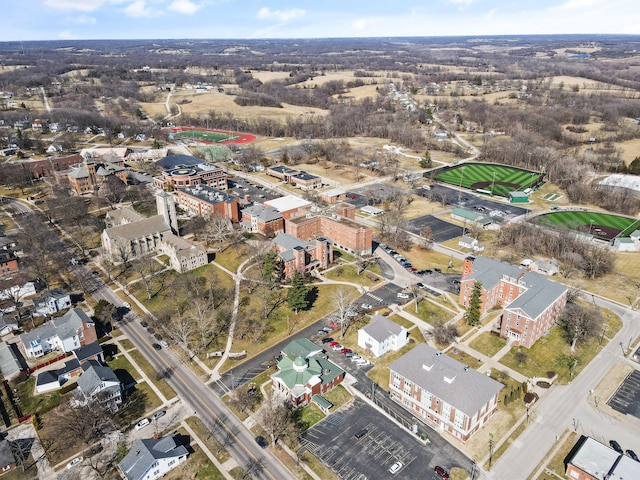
[536,381,551,389]
[60,382,79,394]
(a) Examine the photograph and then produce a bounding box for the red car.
[341,348,352,355]
[329,341,339,347]
[434,466,449,479]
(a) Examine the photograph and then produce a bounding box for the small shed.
[360,205,384,216]
[509,191,529,204]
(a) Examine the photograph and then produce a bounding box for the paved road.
[89,275,296,480]
[488,297,640,479]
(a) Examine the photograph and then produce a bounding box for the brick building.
[459,256,567,348]
[153,154,227,191]
[66,159,127,195]
[566,436,640,480]
[286,214,372,256]
[240,205,284,236]
[264,195,312,221]
[272,233,332,278]
[266,165,322,190]
[0,250,18,275]
[175,185,241,222]
[389,343,503,442]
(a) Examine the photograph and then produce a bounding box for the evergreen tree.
[464,281,483,326]
[287,271,308,314]
[420,151,432,169]
[262,251,283,284]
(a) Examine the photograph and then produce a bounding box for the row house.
[459,256,567,348]
[389,344,503,442]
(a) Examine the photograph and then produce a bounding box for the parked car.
[345,352,356,358]
[329,341,340,346]
[135,418,150,430]
[350,355,361,361]
[332,344,343,351]
[66,457,83,469]
[610,440,623,453]
[317,329,327,335]
[151,410,166,420]
[123,302,131,309]
[397,292,410,299]
[389,461,403,474]
[152,343,161,350]
[323,326,333,332]
[361,303,373,310]
[417,282,427,289]
[160,341,169,348]
[354,428,368,439]
[423,269,433,274]
[356,359,370,366]
[255,436,268,448]
[434,268,442,273]
[626,449,639,461]
[434,466,450,479]
[341,348,352,355]
[451,279,461,284]
[322,337,334,344]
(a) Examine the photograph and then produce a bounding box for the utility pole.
[488,433,494,470]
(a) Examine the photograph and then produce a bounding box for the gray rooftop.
[20,308,91,347]
[242,204,282,222]
[104,215,171,241]
[156,154,202,170]
[119,435,188,480]
[0,440,15,469]
[73,342,103,362]
[178,185,238,205]
[273,232,312,251]
[389,343,503,417]
[361,315,404,342]
[77,360,120,397]
[0,341,22,379]
[106,206,144,226]
[567,436,640,479]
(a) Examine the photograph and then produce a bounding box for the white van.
[135,418,150,430]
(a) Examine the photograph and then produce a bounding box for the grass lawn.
[499,324,613,384]
[174,128,238,143]
[300,403,325,429]
[128,350,177,400]
[165,445,226,480]
[388,314,419,330]
[469,332,507,358]
[133,381,163,411]
[323,264,381,287]
[408,299,454,327]
[322,385,352,410]
[185,416,231,463]
[366,340,419,390]
[213,245,253,273]
[118,338,136,351]
[13,377,61,415]
[299,450,339,480]
[107,354,141,382]
[536,210,639,236]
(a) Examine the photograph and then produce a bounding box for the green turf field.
[537,211,640,236]
[434,163,541,197]
[174,129,239,143]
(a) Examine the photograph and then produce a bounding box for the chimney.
[153,433,159,440]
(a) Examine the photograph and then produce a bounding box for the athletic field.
[434,163,542,197]
[536,211,640,241]
[166,127,256,145]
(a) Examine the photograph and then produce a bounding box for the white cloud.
[556,0,608,10]
[445,0,475,8]
[124,0,159,18]
[257,7,305,23]
[167,0,202,14]
[67,14,97,25]
[43,0,127,11]
[58,30,79,39]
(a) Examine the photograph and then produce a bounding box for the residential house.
[566,436,640,480]
[76,360,122,413]
[459,256,567,348]
[272,233,332,278]
[0,439,16,476]
[458,235,485,252]
[175,185,241,222]
[357,315,408,357]
[388,343,503,442]
[35,358,82,394]
[118,434,189,480]
[530,258,560,276]
[0,342,22,380]
[271,339,345,407]
[33,289,71,316]
[19,308,97,360]
[240,205,284,236]
[0,250,18,276]
[0,315,18,337]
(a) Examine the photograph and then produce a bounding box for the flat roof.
[264,195,312,212]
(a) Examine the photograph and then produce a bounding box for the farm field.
[536,210,640,240]
[434,162,542,197]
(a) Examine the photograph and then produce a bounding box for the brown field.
[334,84,382,100]
[615,138,640,164]
[250,71,294,82]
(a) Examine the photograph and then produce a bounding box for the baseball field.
[434,163,543,197]
[536,210,640,241]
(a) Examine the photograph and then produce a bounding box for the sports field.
[434,163,542,197]
[536,211,640,241]
[167,127,256,145]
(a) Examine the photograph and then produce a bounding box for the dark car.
[451,279,461,284]
[434,466,449,479]
[610,440,623,453]
[626,449,639,461]
[354,428,368,439]
[434,268,442,273]
[322,337,334,344]
[255,436,268,448]
[152,343,161,350]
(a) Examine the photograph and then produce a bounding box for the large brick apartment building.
[153,154,227,191]
[459,256,567,348]
[286,214,372,256]
[175,185,241,222]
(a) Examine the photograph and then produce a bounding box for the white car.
[397,292,410,299]
[160,341,169,348]
[123,302,131,309]
[135,418,150,430]
[356,359,370,366]
[389,461,403,474]
[332,344,343,351]
[66,457,83,469]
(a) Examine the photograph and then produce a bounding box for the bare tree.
[560,302,604,351]
[431,320,458,345]
[130,255,164,300]
[258,390,293,446]
[332,287,359,339]
[419,226,433,250]
[202,214,235,249]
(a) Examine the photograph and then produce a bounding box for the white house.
[76,360,122,413]
[357,315,408,357]
[33,289,72,316]
[458,235,485,252]
[19,308,97,360]
[118,435,189,480]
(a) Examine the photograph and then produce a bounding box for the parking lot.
[407,215,464,243]
[359,283,405,309]
[608,369,640,419]
[417,184,530,217]
[299,398,470,480]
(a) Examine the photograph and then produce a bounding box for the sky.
[2,0,639,42]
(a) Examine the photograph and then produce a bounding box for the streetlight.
[491,171,497,196]
[458,166,465,202]
[589,220,594,235]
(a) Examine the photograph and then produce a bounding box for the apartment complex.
[286,214,372,256]
[389,344,503,442]
[240,204,284,236]
[175,185,241,222]
[266,165,322,190]
[66,159,127,195]
[459,256,567,348]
